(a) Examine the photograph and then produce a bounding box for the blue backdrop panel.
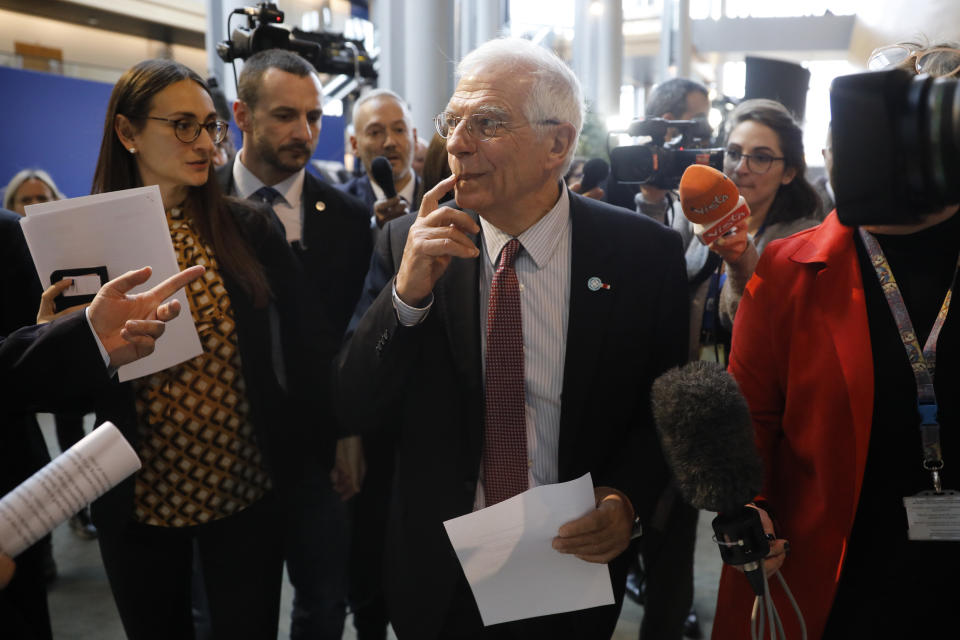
[0,66,112,199]
[0,66,346,202]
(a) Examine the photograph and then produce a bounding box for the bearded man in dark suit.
[336,38,690,640]
[216,48,371,640]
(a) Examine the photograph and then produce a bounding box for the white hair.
[3,168,64,211]
[351,88,413,130]
[457,37,585,174]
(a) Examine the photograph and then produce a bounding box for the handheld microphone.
[371,156,397,199]
[579,158,610,193]
[678,165,751,245]
[651,361,769,596]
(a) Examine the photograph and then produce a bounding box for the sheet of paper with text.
[0,422,141,557]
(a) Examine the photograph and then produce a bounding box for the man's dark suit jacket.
[218,161,373,343]
[336,191,689,639]
[1,313,110,415]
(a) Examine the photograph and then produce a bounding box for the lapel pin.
[587,276,611,291]
[315,201,326,211]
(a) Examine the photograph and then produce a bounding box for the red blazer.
[713,213,874,639]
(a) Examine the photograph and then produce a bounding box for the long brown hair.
[92,59,270,307]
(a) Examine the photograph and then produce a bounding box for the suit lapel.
[558,195,616,477]
[791,215,873,501]
[436,210,482,391]
[435,211,483,460]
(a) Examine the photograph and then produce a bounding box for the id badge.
[903,490,960,541]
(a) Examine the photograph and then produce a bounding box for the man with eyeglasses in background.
[217,48,372,640]
[336,37,689,639]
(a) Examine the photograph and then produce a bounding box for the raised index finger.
[418,173,458,218]
[146,265,206,302]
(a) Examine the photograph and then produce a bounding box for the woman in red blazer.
[714,212,873,639]
[714,200,960,638]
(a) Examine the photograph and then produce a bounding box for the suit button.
[463,480,475,494]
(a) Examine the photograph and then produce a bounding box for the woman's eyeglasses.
[723,148,785,175]
[146,117,229,144]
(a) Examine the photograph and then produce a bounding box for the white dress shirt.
[232,154,305,243]
[393,186,572,509]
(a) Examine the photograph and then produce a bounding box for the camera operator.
[633,80,721,364]
[713,42,960,639]
[627,77,708,640]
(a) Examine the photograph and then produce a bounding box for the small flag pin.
[587,276,611,291]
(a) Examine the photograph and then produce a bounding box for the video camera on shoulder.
[831,69,960,226]
[216,2,377,79]
[610,117,724,190]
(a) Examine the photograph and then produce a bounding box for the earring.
[128,148,136,154]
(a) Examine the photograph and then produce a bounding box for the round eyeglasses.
[868,44,960,77]
[723,148,785,175]
[146,116,229,144]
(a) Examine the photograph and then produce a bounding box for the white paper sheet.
[443,473,615,626]
[21,185,202,381]
[0,422,141,557]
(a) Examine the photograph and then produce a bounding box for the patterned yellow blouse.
[131,207,271,527]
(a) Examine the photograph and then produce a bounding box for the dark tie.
[252,186,282,206]
[483,238,528,506]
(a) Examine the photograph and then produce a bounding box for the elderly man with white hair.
[336,37,690,639]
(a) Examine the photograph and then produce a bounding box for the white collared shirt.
[232,153,305,243]
[392,185,572,510]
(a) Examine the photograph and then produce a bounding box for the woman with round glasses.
[714,98,821,324]
[89,59,313,639]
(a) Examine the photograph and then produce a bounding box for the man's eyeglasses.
[434,112,561,142]
[724,148,785,175]
[868,44,960,77]
[146,117,229,144]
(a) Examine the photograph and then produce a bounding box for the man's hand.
[330,436,366,501]
[569,181,605,201]
[37,279,88,324]
[552,487,634,563]
[395,174,480,306]
[373,195,410,228]
[0,554,14,589]
[88,265,205,368]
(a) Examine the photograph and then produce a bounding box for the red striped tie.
[483,238,528,505]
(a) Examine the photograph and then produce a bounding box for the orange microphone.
[678,165,751,245]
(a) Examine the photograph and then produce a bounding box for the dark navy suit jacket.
[336,190,689,639]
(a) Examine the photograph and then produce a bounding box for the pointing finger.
[146,265,205,303]
[418,173,458,218]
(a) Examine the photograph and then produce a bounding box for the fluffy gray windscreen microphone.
[650,361,764,513]
[371,156,397,198]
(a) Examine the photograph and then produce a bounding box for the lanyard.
[858,227,960,493]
